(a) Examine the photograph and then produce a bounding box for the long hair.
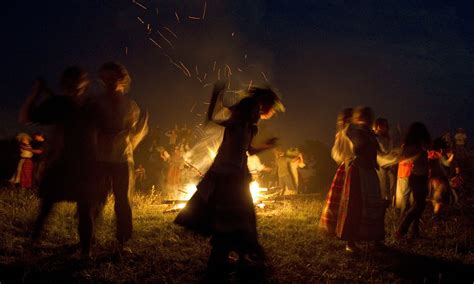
[99,62,131,94]
[404,122,431,148]
[60,66,89,94]
[336,108,353,132]
[352,106,374,127]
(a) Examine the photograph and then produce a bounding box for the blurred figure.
[454,128,468,163]
[20,67,100,257]
[31,133,45,187]
[395,122,431,239]
[373,118,396,204]
[10,133,36,189]
[319,108,353,236]
[441,131,453,150]
[428,138,453,216]
[165,125,178,148]
[449,166,463,201]
[286,148,306,194]
[336,107,385,252]
[275,148,296,195]
[166,145,184,198]
[91,62,148,251]
[135,164,147,193]
[175,82,284,280]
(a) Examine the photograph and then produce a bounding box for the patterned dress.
[336,124,386,241]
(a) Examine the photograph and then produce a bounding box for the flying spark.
[148,37,162,49]
[157,30,173,48]
[202,2,207,19]
[163,27,178,38]
[179,61,192,77]
[133,0,147,10]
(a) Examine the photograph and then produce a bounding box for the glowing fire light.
[250,181,267,206]
[208,148,217,159]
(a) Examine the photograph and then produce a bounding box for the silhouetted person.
[395,122,431,239]
[20,67,100,257]
[91,62,148,251]
[31,132,45,187]
[175,81,284,280]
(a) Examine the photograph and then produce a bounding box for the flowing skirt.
[336,164,386,241]
[174,170,258,247]
[319,163,346,236]
[10,158,34,189]
[20,158,34,189]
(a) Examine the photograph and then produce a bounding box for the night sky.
[2,0,473,146]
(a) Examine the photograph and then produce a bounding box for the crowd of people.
[319,107,470,253]
[3,62,472,281]
[133,124,311,199]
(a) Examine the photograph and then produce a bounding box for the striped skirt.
[319,163,346,236]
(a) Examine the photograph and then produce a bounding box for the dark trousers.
[98,162,132,243]
[33,198,103,255]
[398,175,428,235]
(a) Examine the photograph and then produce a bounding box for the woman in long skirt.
[336,107,386,252]
[319,108,354,236]
[174,81,284,278]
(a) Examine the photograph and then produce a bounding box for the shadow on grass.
[377,246,474,282]
[0,243,118,282]
[1,244,473,283]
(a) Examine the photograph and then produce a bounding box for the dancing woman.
[395,122,431,239]
[319,108,354,236]
[174,81,284,278]
[336,107,386,252]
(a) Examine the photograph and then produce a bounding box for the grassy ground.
[0,187,473,283]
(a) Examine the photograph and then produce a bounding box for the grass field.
[0,187,473,283]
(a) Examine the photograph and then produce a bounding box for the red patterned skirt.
[20,158,34,189]
[336,164,386,241]
[319,163,346,236]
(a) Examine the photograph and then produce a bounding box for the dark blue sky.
[2,0,473,145]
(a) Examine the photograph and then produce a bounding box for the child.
[10,133,35,189]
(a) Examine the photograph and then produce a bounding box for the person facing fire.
[275,148,296,195]
[174,81,284,280]
[91,62,148,252]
